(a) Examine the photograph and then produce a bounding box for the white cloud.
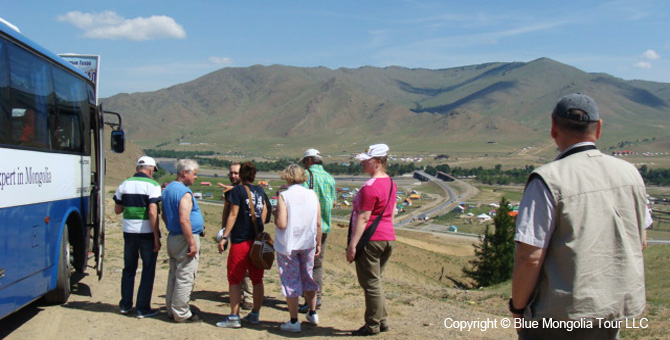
[641,49,660,60]
[209,57,234,65]
[633,61,652,69]
[57,11,186,41]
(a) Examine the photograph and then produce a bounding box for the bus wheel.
[44,224,72,304]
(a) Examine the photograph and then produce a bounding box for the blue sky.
[3,0,669,98]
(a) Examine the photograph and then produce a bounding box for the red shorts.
[227,240,264,285]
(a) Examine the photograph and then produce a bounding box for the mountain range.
[101,58,670,158]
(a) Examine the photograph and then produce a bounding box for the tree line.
[638,165,670,186]
[424,164,536,185]
[145,149,669,185]
[144,149,419,176]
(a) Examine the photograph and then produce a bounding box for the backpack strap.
[307,168,314,189]
[244,185,259,237]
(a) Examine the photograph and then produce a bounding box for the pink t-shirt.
[351,177,396,241]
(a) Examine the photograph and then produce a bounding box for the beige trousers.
[166,234,200,322]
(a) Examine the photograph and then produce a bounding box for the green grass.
[414,181,448,196]
[643,245,670,306]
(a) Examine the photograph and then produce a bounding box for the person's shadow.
[240,320,352,337]
[7,287,353,337]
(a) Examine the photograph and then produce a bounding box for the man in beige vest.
[510,93,652,339]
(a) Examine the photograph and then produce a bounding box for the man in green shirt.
[299,148,336,313]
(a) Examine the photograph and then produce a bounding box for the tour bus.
[0,19,125,319]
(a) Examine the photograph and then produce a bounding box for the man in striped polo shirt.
[114,156,162,318]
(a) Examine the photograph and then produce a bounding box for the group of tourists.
[113,144,396,335]
[113,93,653,340]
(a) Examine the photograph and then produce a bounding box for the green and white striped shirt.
[113,173,162,233]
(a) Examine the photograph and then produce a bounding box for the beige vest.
[528,149,647,320]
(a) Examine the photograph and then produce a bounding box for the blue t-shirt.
[228,184,265,244]
[162,181,204,235]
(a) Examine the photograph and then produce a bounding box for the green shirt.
[303,164,336,233]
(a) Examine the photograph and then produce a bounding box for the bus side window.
[0,38,10,144]
[53,67,84,153]
[8,43,53,149]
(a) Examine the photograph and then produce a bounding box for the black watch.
[508,298,525,314]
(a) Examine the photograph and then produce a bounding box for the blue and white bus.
[0,18,124,319]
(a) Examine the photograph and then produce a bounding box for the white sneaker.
[280,320,301,333]
[306,312,319,325]
[216,315,241,328]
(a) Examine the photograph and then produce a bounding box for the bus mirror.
[111,129,125,153]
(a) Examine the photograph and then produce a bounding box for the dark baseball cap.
[552,93,599,122]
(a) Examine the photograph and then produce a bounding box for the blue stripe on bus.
[0,197,88,320]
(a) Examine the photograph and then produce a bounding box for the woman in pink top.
[346,143,397,336]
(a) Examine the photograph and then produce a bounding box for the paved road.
[396,171,479,228]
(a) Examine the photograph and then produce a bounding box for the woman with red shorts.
[217,162,268,328]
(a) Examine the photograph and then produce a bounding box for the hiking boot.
[352,325,378,336]
[136,309,159,319]
[306,312,319,325]
[280,320,301,333]
[216,315,241,328]
[119,307,132,315]
[242,311,260,325]
[380,324,390,332]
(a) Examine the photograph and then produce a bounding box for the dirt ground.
[0,191,520,340]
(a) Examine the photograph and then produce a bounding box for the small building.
[402,198,413,206]
[193,192,203,199]
[448,225,458,232]
[200,182,212,187]
[409,194,420,200]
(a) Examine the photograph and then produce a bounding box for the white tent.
[476,213,492,222]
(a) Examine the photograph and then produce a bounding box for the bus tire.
[44,224,71,304]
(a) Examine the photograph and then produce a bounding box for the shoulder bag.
[245,185,275,270]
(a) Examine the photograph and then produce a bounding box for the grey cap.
[552,93,599,122]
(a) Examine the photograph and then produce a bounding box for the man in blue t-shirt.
[162,159,204,323]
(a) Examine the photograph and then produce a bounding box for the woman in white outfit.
[273,164,322,333]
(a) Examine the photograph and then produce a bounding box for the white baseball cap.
[136,156,157,168]
[302,148,322,160]
[356,144,389,160]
